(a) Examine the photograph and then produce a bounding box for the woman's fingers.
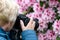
[27,18,33,27]
[27,18,35,30]
[32,21,35,28]
[20,20,25,29]
[30,21,35,30]
[20,18,35,31]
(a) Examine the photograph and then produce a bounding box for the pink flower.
[33,3,44,13]
[18,6,27,14]
[38,19,48,31]
[46,30,57,40]
[48,0,59,7]
[42,8,56,23]
[38,33,47,40]
[38,30,57,40]
[52,20,60,36]
[17,0,37,14]
[17,0,37,7]
[26,12,42,19]
[26,12,34,18]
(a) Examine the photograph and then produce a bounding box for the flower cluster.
[48,0,59,7]
[17,0,37,13]
[53,20,60,36]
[26,8,56,31]
[38,30,57,40]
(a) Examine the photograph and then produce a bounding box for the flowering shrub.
[17,0,60,40]
[38,30,57,40]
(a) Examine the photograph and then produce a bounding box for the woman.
[0,0,38,40]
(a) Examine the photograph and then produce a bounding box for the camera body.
[10,14,39,40]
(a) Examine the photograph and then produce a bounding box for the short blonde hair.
[0,0,19,26]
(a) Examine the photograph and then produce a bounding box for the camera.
[10,14,39,40]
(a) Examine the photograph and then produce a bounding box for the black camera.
[10,14,39,40]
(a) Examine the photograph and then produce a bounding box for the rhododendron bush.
[17,0,60,40]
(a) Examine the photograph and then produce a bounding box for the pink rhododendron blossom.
[17,0,37,14]
[38,30,57,40]
[46,30,57,40]
[53,20,60,36]
[42,8,56,23]
[38,33,47,40]
[48,0,59,7]
[38,19,48,31]
[33,3,44,13]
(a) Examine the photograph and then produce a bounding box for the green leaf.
[28,7,34,13]
[47,22,53,30]
[53,7,58,13]
[58,0,60,2]
[45,4,49,8]
[40,1,44,7]
[55,13,60,20]
[57,37,60,40]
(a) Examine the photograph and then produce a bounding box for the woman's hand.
[20,18,35,31]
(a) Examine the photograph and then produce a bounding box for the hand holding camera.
[20,18,35,31]
[10,14,39,40]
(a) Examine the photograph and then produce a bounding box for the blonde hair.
[0,0,19,26]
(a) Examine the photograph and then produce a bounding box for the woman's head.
[0,0,19,31]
